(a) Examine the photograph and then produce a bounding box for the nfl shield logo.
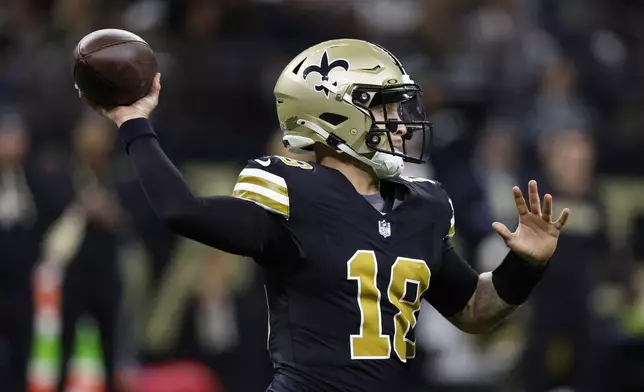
[378,220,391,238]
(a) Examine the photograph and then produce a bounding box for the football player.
[80,39,570,392]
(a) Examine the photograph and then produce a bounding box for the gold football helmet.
[274,39,432,178]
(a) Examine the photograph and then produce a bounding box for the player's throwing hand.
[492,180,571,265]
[79,72,161,128]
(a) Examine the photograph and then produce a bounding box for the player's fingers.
[142,73,161,108]
[492,222,513,242]
[528,180,541,215]
[151,73,161,95]
[142,73,160,101]
[513,186,529,216]
[554,208,571,230]
[542,193,552,222]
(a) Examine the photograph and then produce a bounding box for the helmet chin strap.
[296,119,404,179]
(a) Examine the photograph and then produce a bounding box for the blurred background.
[1,0,644,391]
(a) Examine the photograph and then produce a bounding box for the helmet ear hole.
[319,113,349,126]
[352,89,372,105]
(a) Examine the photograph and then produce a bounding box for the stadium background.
[0,0,644,391]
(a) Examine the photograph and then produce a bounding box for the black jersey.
[232,155,478,392]
[118,119,478,392]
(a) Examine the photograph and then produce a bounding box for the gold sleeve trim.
[233,190,290,218]
[236,176,288,197]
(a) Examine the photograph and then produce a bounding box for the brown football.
[73,29,157,106]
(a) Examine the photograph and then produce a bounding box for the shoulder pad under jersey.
[232,155,314,219]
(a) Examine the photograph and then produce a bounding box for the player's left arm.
[427,181,571,334]
[445,256,518,334]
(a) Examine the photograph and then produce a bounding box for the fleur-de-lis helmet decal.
[302,50,350,97]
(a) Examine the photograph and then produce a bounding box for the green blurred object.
[30,315,104,388]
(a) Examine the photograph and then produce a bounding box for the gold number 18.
[347,250,431,362]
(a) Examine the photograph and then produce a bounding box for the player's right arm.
[79,74,293,259]
[122,120,291,258]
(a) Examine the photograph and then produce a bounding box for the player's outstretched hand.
[492,180,571,265]
[79,72,161,128]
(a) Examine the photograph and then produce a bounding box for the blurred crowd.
[1,0,644,391]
